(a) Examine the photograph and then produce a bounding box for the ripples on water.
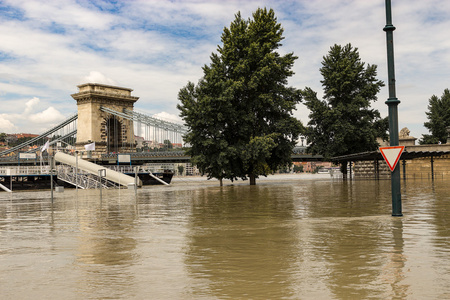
[0,176,449,299]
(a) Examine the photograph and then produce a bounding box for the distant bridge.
[0,106,188,158]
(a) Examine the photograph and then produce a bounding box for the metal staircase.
[57,165,118,189]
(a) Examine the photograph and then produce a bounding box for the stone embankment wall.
[401,153,450,180]
[353,144,450,179]
[353,161,390,179]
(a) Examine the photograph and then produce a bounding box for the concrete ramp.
[54,152,141,187]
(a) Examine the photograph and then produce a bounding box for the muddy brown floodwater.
[1,174,449,299]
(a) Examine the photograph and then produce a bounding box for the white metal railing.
[105,165,139,173]
[0,165,52,176]
[105,165,171,174]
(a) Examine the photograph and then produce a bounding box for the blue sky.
[1,0,449,142]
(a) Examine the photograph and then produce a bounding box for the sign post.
[384,0,402,216]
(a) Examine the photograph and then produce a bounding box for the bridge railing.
[0,114,78,157]
[101,151,188,159]
[0,165,52,176]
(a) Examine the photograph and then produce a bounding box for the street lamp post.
[384,0,402,216]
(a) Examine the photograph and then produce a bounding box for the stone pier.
[71,83,139,157]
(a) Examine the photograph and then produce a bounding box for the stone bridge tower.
[71,83,139,156]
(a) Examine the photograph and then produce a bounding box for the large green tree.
[419,89,450,144]
[302,44,387,174]
[177,8,303,185]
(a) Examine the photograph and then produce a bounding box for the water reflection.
[406,179,450,299]
[384,218,408,299]
[73,191,139,299]
[185,186,299,299]
[76,195,138,265]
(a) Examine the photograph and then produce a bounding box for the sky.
[1,0,449,142]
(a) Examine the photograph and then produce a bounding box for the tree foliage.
[419,89,450,144]
[0,133,6,142]
[303,44,387,163]
[9,136,35,147]
[163,139,173,149]
[177,8,303,185]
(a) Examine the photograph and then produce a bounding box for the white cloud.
[24,97,40,115]
[4,0,116,30]
[0,115,17,132]
[81,71,117,86]
[29,106,65,124]
[0,97,67,134]
[153,111,183,124]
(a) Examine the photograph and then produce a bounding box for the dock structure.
[0,151,175,191]
[0,165,53,191]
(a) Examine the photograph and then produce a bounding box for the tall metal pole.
[384,0,402,216]
[75,151,78,191]
[134,166,138,196]
[98,169,106,199]
[50,156,54,204]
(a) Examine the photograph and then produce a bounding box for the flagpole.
[40,139,50,174]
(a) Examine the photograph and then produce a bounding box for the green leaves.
[242,134,277,175]
[420,89,450,144]
[303,43,386,159]
[177,8,303,184]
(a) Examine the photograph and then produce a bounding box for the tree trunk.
[219,178,223,186]
[340,161,348,180]
[249,174,256,185]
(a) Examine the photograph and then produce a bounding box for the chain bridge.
[0,84,189,160]
[0,107,188,159]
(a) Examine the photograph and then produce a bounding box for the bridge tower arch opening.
[71,83,139,156]
[103,115,123,153]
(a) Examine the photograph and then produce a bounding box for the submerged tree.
[302,44,387,176]
[177,8,303,185]
[419,89,450,144]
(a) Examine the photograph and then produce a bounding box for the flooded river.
[1,175,449,299]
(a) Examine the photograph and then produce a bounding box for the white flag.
[41,140,50,152]
[84,142,95,151]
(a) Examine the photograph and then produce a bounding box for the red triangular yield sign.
[379,146,405,172]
